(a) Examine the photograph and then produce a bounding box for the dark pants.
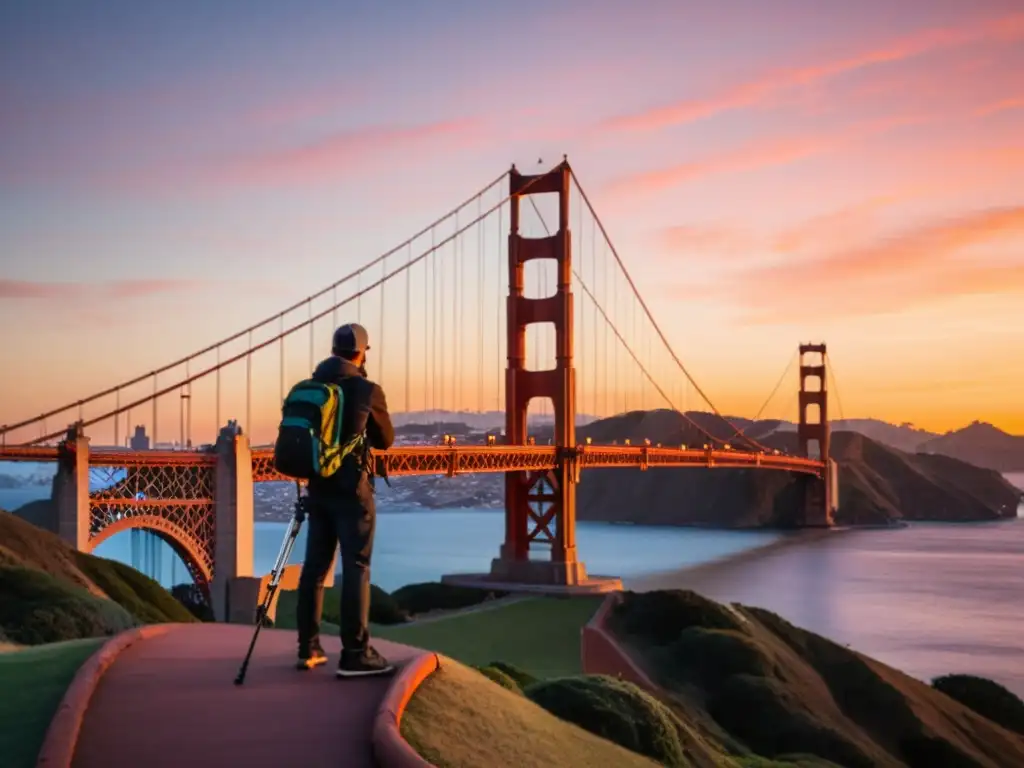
[295,484,375,655]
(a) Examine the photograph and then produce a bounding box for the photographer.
[295,322,395,677]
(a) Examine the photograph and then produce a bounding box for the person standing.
[295,322,395,677]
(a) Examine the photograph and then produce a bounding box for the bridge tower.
[797,343,837,525]
[485,159,589,587]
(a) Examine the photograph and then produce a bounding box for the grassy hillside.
[575,412,1020,527]
[0,510,196,644]
[401,657,662,768]
[608,589,1024,768]
[400,590,1024,766]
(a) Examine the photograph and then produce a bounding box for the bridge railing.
[0,442,825,478]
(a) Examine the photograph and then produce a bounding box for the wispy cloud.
[608,117,915,197]
[772,193,910,254]
[657,225,755,260]
[974,97,1024,118]
[609,137,831,197]
[719,205,1024,323]
[600,12,1024,134]
[0,279,203,300]
[213,118,484,187]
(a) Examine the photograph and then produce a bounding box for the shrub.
[932,674,1024,734]
[0,564,137,645]
[319,584,408,626]
[612,589,743,645]
[524,674,688,766]
[668,626,775,687]
[171,583,215,622]
[476,665,523,693]
[391,582,507,615]
[709,675,873,768]
[488,661,538,689]
[73,552,196,624]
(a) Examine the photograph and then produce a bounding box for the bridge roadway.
[0,443,825,477]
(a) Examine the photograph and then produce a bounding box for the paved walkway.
[72,624,421,768]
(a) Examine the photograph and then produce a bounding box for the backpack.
[272,379,365,480]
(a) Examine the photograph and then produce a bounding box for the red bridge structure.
[0,159,839,620]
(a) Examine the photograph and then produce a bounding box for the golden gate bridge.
[0,159,840,617]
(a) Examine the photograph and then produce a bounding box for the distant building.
[129,426,151,451]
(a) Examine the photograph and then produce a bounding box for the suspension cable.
[526,195,725,446]
[570,169,773,452]
[21,166,562,446]
[1,171,508,437]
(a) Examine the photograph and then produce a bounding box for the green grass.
[274,590,600,679]
[375,597,604,678]
[401,657,660,768]
[0,638,104,768]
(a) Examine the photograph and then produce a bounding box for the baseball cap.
[332,323,370,354]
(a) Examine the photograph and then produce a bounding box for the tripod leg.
[234,513,304,686]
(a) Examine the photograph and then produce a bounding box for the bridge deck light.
[643,438,651,446]
[680,443,687,450]
[624,439,631,446]
[703,443,709,450]
[487,434,496,446]
[585,436,592,445]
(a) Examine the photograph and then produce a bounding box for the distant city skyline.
[1,1,1022,435]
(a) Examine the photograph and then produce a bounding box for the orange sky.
[0,1,1022,444]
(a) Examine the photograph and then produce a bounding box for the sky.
[1,0,1022,443]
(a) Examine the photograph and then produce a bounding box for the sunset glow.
[1,0,1022,441]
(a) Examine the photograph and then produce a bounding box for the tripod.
[234,481,308,686]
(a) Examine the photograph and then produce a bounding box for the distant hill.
[391,410,601,431]
[774,417,939,452]
[0,509,196,645]
[574,412,1021,527]
[919,421,1024,472]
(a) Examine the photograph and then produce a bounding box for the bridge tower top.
[797,343,829,461]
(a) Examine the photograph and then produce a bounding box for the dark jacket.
[307,356,394,497]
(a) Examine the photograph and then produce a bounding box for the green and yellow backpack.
[272,379,364,480]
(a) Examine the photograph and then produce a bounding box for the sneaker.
[296,646,328,671]
[336,646,395,678]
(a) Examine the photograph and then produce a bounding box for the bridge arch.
[89,515,212,600]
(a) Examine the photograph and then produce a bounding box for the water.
[89,508,782,593]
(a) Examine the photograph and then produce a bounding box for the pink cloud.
[213,118,485,187]
[607,117,917,198]
[712,205,1024,323]
[657,225,755,260]
[974,97,1024,118]
[0,279,203,300]
[600,11,1024,133]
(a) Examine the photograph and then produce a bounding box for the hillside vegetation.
[402,589,1024,767]
[608,589,1024,768]
[575,411,1020,527]
[0,510,196,644]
